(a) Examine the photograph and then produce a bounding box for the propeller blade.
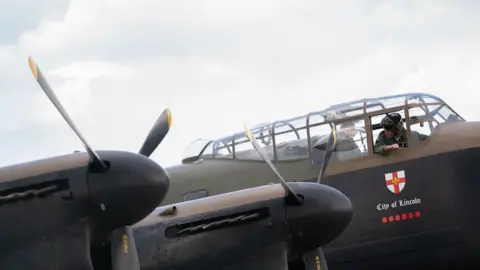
[27,57,108,170]
[111,226,140,270]
[316,127,337,184]
[244,124,303,205]
[138,108,172,157]
[304,247,329,270]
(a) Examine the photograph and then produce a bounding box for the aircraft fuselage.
[92,182,353,270]
[320,147,476,270]
[163,121,480,269]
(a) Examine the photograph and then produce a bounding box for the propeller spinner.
[27,57,172,270]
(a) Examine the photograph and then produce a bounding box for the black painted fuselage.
[162,121,480,270]
[321,147,478,270]
[131,182,352,270]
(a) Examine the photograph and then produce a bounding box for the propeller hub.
[286,182,353,252]
[88,150,170,231]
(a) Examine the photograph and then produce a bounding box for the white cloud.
[1,0,480,167]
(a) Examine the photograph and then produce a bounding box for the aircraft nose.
[88,150,170,230]
[286,182,353,251]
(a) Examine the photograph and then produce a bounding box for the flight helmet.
[381,112,403,131]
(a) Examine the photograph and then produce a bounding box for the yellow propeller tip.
[28,56,38,80]
[332,128,337,145]
[244,124,252,141]
[165,108,172,128]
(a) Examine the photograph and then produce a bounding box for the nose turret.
[88,150,170,231]
[286,182,353,251]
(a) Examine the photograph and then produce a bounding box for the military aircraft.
[162,92,480,269]
[0,57,353,270]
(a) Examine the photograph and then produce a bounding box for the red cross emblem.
[385,170,406,194]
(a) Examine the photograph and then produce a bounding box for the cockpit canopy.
[182,139,212,163]
[181,92,464,164]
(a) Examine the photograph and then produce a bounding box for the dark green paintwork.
[0,57,354,270]
[162,93,480,269]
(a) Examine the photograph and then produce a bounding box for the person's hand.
[390,143,400,150]
[384,144,400,152]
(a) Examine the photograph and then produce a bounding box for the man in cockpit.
[336,121,362,160]
[312,120,363,162]
[374,112,429,155]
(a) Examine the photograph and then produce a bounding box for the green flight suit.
[374,130,429,155]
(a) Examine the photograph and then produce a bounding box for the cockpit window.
[199,139,235,160]
[364,97,408,113]
[182,139,212,163]
[212,141,232,158]
[233,131,265,160]
[437,105,463,121]
[408,106,436,136]
[181,93,464,163]
[308,114,370,164]
[272,118,309,161]
[335,119,369,161]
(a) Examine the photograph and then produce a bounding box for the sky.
[0,0,479,168]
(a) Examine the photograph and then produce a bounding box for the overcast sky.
[0,0,479,168]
